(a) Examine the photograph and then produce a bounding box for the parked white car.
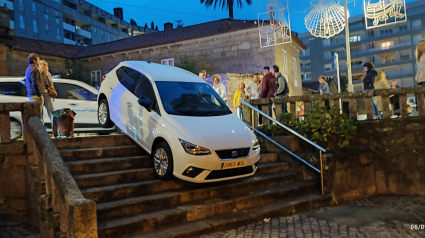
[98,61,260,183]
[0,77,114,140]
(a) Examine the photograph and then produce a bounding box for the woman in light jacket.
[416,39,425,85]
[212,75,226,100]
[374,71,391,112]
[233,81,247,120]
[40,60,55,117]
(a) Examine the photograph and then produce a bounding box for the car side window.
[0,82,27,96]
[134,75,156,103]
[55,83,97,101]
[116,67,140,91]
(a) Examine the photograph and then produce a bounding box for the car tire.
[98,99,114,128]
[151,142,174,180]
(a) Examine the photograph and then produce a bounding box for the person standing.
[245,74,263,125]
[317,75,330,109]
[199,70,207,80]
[374,72,391,113]
[233,81,247,120]
[212,75,226,100]
[273,65,289,113]
[390,80,400,117]
[25,53,44,116]
[415,39,425,86]
[40,60,56,118]
[260,66,275,117]
[362,62,379,118]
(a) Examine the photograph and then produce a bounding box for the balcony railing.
[369,42,411,52]
[63,37,76,45]
[75,28,91,39]
[63,22,75,33]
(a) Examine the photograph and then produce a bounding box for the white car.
[98,61,260,183]
[0,77,114,140]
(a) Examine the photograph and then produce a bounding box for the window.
[114,35,117,41]
[293,57,298,87]
[324,63,332,72]
[56,28,60,40]
[282,49,287,77]
[369,42,375,49]
[134,74,156,104]
[398,25,408,32]
[324,51,331,59]
[19,0,24,11]
[412,20,422,30]
[381,41,391,50]
[349,35,361,43]
[0,82,27,96]
[45,7,49,20]
[302,48,310,56]
[322,39,330,47]
[401,54,410,60]
[55,83,97,101]
[380,29,393,36]
[303,60,311,68]
[116,66,139,91]
[161,58,174,66]
[32,2,37,15]
[302,38,309,44]
[302,72,311,81]
[413,34,423,45]
[19,15,25,29]
[90,70,101,84]
[46,24,49,35]
[93,27,97,37]
[33,20,38,33]
[55,12,60,24]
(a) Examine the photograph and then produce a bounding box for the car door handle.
[127,102,132,107]
[69,103,77,106]
[110,88,114,92]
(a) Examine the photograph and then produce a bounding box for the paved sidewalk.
[198,195,425,238]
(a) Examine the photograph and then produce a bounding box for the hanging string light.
[364,0,406,29]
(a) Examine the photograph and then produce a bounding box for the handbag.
[47,86,57,98]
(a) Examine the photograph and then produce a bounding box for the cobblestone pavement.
[198,195,425,238]
[0,223,38,238]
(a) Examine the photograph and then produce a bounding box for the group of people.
[25,53,56,119]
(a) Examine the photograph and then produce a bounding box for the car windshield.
[155,81,232,116]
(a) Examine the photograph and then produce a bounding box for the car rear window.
[0,82,27,97]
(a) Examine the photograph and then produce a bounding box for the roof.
[117,61,204,83]
[74,18,307,59]
[0,35,84,58]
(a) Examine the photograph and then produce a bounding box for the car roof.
[117,61,205,83]
[0,77,99,93]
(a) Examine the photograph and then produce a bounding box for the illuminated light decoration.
[364,0,406,29]
[304,0,347,39]
[258,0,292,48]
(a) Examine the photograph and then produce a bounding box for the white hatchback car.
[98,61,260,183]
[0,77,114,140]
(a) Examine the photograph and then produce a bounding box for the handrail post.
[251,105,255,128]
[320,150,324,195]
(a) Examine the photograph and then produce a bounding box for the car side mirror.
[138,96,152,112]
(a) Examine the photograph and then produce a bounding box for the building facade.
[0,0,157,46]
[299,0,425,91]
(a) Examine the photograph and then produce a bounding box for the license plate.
[221,160,247,169]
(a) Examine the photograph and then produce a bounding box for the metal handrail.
[240,99,326,152]
[246,123,320,173]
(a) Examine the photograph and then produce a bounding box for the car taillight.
[101,75,106,83]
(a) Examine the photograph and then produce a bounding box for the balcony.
[63,38,76,45]
[0,0,13,10]
[9,20,14,30]
[369,42,411,52]
[63,22,75,33]
[75,28,91,39]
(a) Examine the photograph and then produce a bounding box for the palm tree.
[200,0,253,19]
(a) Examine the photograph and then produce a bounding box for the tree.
[200,0,252,19]
[338,74,348,92]
[175,19,184,28]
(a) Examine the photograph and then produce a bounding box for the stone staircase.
[53,135,331,238]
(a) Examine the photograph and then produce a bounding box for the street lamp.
[344,0,354,92]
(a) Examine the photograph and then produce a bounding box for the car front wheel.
[98,99,114,128]
[152,142,174,180]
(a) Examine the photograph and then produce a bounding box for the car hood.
[167,113,254,150]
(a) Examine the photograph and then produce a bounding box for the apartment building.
[299,0,425,91]
[0,0,157,46]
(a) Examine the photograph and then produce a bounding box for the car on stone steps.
[97,61,261,183]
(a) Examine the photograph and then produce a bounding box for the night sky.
[85,0,419,33]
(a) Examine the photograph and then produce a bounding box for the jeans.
[29,95,44,117]
[256,105,263,125]
[43,94,55,118]
[372,97,379,116]
[275,94,288,113]
[236,107,244,120]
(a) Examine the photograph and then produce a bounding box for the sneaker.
[390,115,399,119]
[258,124,263,127]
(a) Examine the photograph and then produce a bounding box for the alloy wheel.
[98,103,108,125]
[154,148,168,176]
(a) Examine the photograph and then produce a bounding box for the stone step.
[95,172,303,222]
[256,162,290,175]
[60,145,146,162]
[136,193,331,238]
[81,179,186,203]
[53,134,134,149]
[258,152,278,163]
[73,168,155,189]
[66,156,152,175]
[97,181,319,238]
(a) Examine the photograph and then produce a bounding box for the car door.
[52,82,98,127]
[131,73,161,151]
[109,66,139,136]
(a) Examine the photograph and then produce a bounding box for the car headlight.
[252,138,259,150]
[179,139,211,155]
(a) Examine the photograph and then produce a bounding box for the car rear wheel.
[98,99,114,128]
[152,142,174,180]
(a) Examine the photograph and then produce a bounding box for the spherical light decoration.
[304,0,347,39]
[364,0,406,29]
[258,0,292,48]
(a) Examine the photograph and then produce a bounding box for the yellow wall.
[273,43,303,97]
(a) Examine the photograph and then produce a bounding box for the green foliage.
[339,74,348,92]
[261,101,357,152]
[177,56,196,74]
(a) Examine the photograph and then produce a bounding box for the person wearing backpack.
[272,65,289,113]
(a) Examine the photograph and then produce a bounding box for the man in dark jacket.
[272,65,289,113]
[260,66,275,117]
[362,62,379,117]
[25,53,44,116]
